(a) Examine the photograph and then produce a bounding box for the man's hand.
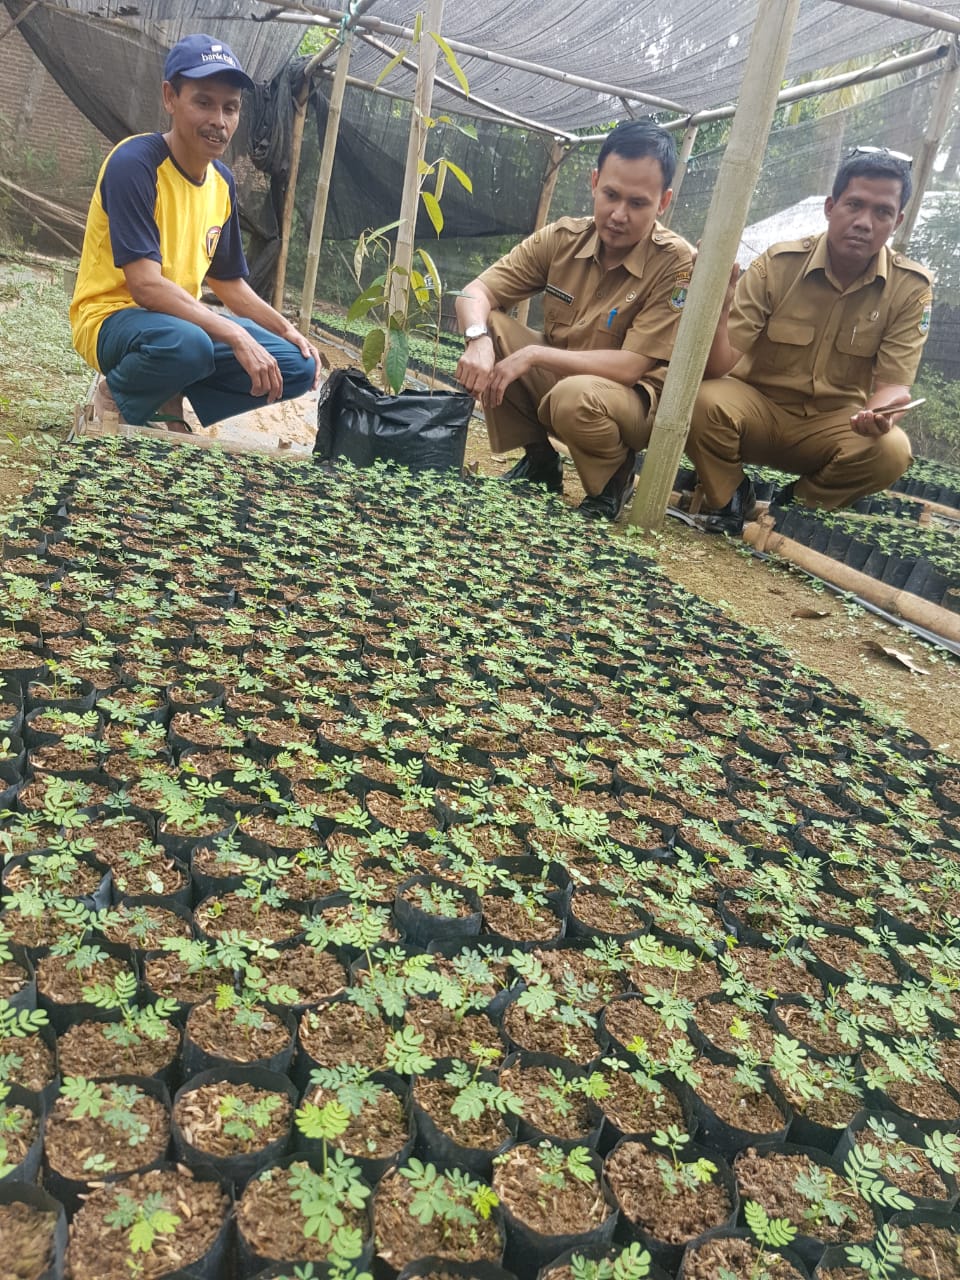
[456,335,496,398]
[284,328,327,389]
[850,393,912,438]
[482,346,536,408]
[231,329,284,402]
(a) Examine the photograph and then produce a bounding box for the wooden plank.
[69,408,300,458]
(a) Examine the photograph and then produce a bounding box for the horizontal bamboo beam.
[574,40,948,140]
[354,27,577,138]
[744,513,960,644]
[832,0,960,36]
[330,69,572,136]
[270,5,690,113]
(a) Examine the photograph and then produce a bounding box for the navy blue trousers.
[96,308,316,427]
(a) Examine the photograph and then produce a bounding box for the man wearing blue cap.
[71,34,321,431]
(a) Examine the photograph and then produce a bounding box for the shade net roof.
[275,0,960,129]
[4,0,959,371]
[3,0,304,142]
[6,0,960,135]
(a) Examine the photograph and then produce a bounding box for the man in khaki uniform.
[455,120,693,520]
[687,147,932,534]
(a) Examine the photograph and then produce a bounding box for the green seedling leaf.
[429,32,470,96]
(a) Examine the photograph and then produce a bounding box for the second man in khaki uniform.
[687,146,931,534]
[455,120,693,521]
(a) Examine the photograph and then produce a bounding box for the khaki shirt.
[478,216,693,396]
[728,232,933,412]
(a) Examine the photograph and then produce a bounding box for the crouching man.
[686,146,931,534]
[455,120,694,520]
[71,33,321,432]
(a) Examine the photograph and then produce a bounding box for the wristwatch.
[463,324,490,344]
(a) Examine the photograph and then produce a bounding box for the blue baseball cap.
[163,33,255,91]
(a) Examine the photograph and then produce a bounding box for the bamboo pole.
[356,27,577,138]
[298,32,353,335]
[744,514,960,644]
[628,0,803,531]
[389,0,444,322]
[0,173,86,230]
[273,6,688,114]
[273,51,330,310]
[0,184,81,255]
[833,0,960,36]
[333,69,577,137]
[515,139,569,327]
[661,123,698,225]
[894,36,960,252]
[575,41,948,143]
[0,0,40,44]
[272,0,381,312]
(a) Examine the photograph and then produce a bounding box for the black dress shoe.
[578,452,637,521]
[698,476,757,535]
[501,448,564,493]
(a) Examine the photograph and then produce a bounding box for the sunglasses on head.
[847,145,913,167]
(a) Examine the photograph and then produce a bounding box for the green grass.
[0,273,88,438]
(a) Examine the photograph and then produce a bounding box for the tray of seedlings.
[0,436,957,1280]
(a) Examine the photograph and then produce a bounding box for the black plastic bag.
[314,368,473,472]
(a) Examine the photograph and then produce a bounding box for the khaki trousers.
[484,311,653,495]
[688,377,913,510]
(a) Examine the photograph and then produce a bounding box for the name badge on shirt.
[545,284,574,304]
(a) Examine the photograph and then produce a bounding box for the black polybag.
[314,368,473,472]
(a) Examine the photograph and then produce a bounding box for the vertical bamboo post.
[273,72,315,310]
[894,36,960,252]
[628,0,802,530]
[515,138,568,327]
[299,33,354,334]
[661,123,699,226]
[389,0,445,320]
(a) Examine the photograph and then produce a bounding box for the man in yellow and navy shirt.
[71,33,321,430]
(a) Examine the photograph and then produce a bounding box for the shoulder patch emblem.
[669,270,690,313]
[545,283,574,305]
[919,298,932,335]
[205,225,222,258]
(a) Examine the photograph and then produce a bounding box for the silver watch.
[463,324,490,344]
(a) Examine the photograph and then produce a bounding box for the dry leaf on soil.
[864,641,930,675]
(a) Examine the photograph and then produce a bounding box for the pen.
[607,308,618,328]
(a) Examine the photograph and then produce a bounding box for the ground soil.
[0,265,956,753]
[606,1139,734,1244]
[0,1199,58,1280]
[374,1165,502,1269]
[44,1081,169,1179]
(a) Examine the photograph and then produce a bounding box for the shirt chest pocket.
[543,299,574,347]
[834,321,883,358]
[591,314,627,351]
[762,318,815,371]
